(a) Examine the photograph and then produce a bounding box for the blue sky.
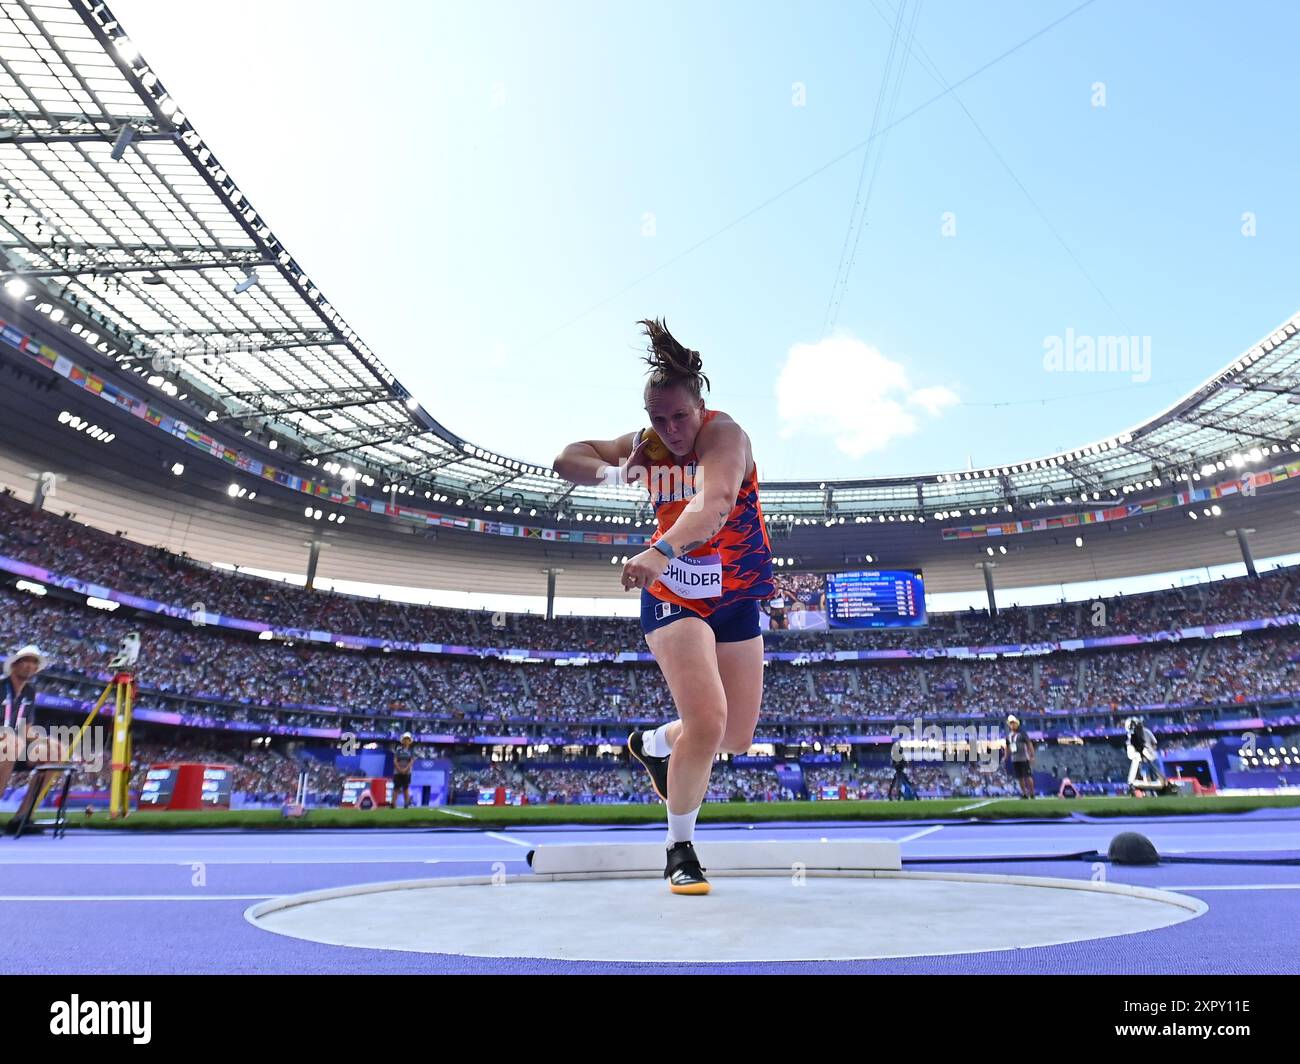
[112,0,1300,483]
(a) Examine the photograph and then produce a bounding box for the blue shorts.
[640,591,761,643]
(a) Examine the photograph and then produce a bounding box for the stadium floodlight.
[1074,537,1084,547]
[226,484,240,497]
[234,268,260,294]
[171,463,184,476]
[4,278,29,298]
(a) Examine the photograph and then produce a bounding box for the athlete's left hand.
[622,548,671,592]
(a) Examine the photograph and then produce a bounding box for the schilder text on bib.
[656,552,723,599]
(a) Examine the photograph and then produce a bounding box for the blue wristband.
[652,540,676,560]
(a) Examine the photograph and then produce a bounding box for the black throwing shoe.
[627,730,669,803]
[664,840,710,895]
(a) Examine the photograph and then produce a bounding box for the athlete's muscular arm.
[619,414,750,593]
[553,431,640,487]
[660,418,748,555]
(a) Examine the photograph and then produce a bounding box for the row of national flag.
[940,466,1296,541]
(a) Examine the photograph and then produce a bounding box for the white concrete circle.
[246,871,1206,963]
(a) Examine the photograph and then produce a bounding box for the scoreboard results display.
[761,569,926,631]
[139,763,234,810]
[138,767,176,808]
[200,767,233,807]
[342,778,393,808]
[824,570,926,629]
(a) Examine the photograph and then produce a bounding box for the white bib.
[657,552,724,599]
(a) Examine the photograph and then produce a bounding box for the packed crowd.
[13,726,1289,808]
[9,581,1300,739]
[4,494,1298,656]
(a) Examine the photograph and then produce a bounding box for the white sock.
[642,723,675,758]
[666,806,699,846]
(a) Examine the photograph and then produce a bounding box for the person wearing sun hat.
[2,644,53,834]
[1004,713,1036,800]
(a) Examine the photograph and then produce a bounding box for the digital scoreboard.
[140,763,234,810]
[138,767,177,807]
[342,777,392,808]
[200,767,232,807]
[824,570,926,629]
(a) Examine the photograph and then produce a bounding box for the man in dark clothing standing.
[1005,714,1036,799]
[888,741,911,801]
[392,732,416,808]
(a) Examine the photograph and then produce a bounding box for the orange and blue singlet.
[638,410,775,642]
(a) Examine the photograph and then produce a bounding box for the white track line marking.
[896,826,945,843]
[434,807,474,819]
[0,895,276,901]
[485,831,533,848]
[0,856,529,866]
[1164,884,1300,891]
[954,799,999,813]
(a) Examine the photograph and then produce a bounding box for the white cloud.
[775,334,959,458]
[908,384,960,417]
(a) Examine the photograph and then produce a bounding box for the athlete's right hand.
[621,547,671,592]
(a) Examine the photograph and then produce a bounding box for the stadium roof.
[3,0,1300,533]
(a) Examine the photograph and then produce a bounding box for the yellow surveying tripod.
[33,634,139,820]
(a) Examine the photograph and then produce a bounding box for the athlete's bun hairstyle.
[639,317,710,402]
